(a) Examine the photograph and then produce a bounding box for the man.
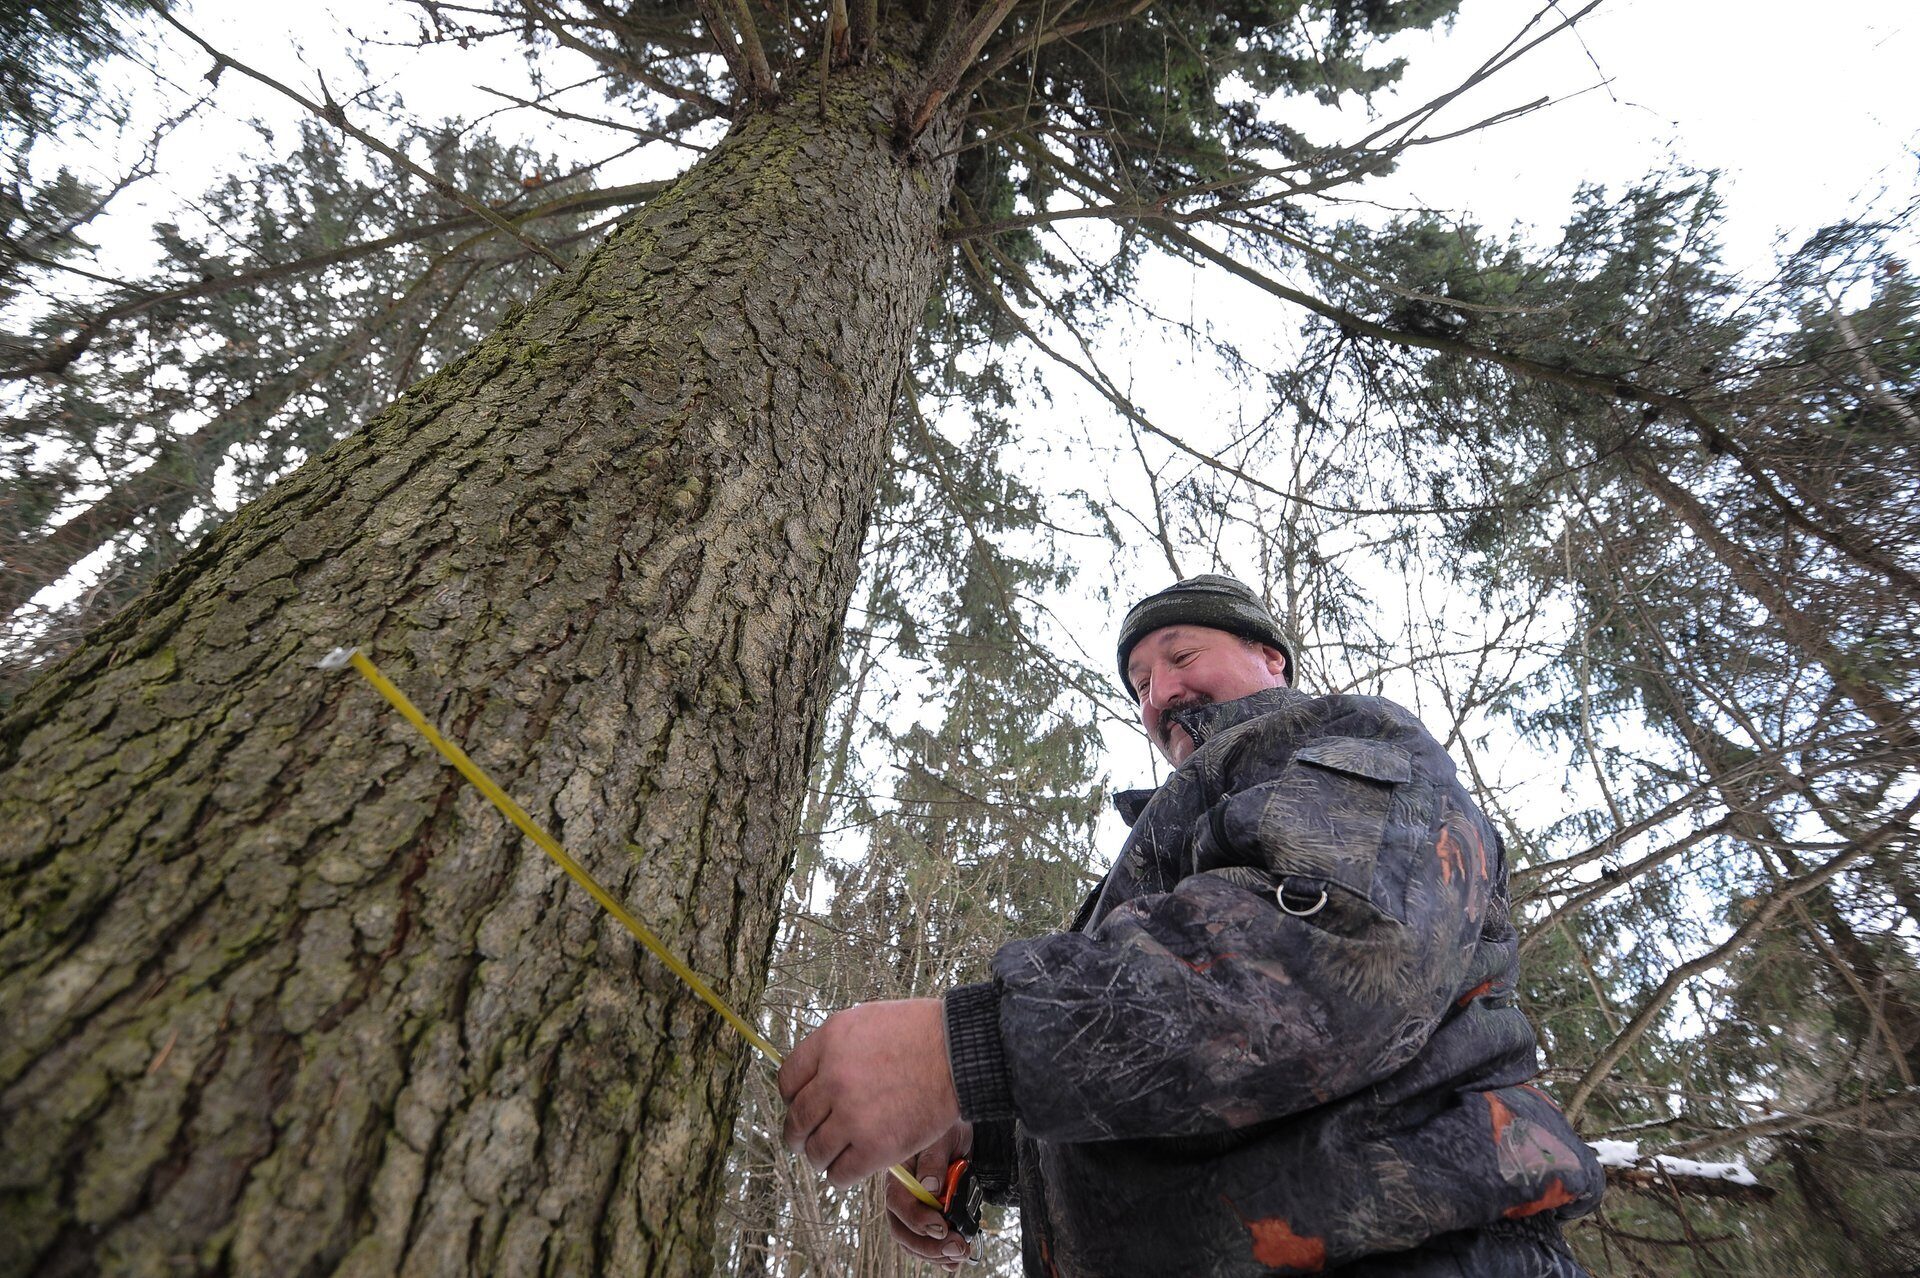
[779,575,1604,1275]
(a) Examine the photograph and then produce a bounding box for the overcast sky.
[85,0,1918,280]
[1348,0,1917,272]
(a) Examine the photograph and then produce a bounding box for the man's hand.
[777,998,960,1189]
[887,1120,975,1272]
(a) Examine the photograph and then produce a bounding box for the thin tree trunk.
[0,63,958,1278]
[1628,639,1920,1078]
[1628,451,1919,751]
[1,322,384,623]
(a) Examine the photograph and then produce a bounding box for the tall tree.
[717,411,1106,1275]
[1,113,639,694]
[0,1,1501,1272]
[0,0,167,137]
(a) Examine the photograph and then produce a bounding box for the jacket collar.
[1111,686,1302,827]
[1113,788,1156,827]
[1167,684,1300,752]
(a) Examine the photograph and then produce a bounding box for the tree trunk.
[1627,451,1919,751]
[1,320,384,625]
[0,64,957,1278]
[1656,686,1920,1076]
[1613,619,1920,1072]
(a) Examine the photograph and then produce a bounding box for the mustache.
[1155,694,1213,746]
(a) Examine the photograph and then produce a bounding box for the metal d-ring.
[1276,880,1328,917]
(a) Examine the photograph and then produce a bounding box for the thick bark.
[0,64,956,1278]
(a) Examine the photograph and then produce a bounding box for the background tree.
[1,114,650,693]
[714,410,1106,1275]
[1282,181,1920,1274]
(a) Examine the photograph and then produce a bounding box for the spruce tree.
[0,2,1482,1272]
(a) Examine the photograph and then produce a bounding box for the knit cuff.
[967,1119,1018,1203]
[943,981,1016,1124]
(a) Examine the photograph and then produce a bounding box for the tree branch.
[160,14,567,269]
[1606,1166,1775,1206]
[954,0,1139,104]
[1564,792,1920,1119]
[847,0,877,59]
[473,84,711,152]
[1657,1091,1920,1159]
[1,181,666,382]
[1518,819,1731,950]
[691,0,775,104]
[1628,451,1920,750]
[721,0,778,101]
[949,199,1666,523]
[519,0,730,114]
[903,0,1021,141]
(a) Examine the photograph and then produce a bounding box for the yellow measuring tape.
[319,647,945,1213]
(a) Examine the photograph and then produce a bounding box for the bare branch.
[1657,1091,1920,1158]
[718,0,778,102]
[949,200,1663,522]
[1519,820,1731,950]
[473,84,710,151]
[1564,792,1920,1120]
[903,0,1021,142]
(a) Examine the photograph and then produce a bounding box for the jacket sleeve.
[945,705,1502,1144]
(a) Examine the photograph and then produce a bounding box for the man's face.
[1126,625,1288,766]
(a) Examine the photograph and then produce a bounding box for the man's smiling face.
[1125,625,1289,766]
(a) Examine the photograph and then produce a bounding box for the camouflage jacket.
[943,687,1604,1276]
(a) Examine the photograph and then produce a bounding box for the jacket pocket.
[1293,736,1414,784]
[1252,736,1411,920]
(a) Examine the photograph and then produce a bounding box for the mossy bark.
[0,65,956,1278]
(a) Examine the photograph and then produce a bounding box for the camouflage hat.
[1116,574,1292,700]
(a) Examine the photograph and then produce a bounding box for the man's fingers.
[803,1114,850,1175]
[886,1205,974,1267]
[885,1173,949,1238]
[886,1210,952,1261]
[908,1143,948,1177]
[781,1084,829,1155]
[823,1137,884,1190]
[775,1026,822,1103]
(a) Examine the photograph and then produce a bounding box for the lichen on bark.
[0,61,958,1278]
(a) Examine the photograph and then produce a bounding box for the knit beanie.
[1116,574,1293,700]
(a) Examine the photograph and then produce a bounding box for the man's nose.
[1145,667,1185,710]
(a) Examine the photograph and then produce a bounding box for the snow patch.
[1589,1140,1758,1185]
[1589,1138,1641,1167]
[1653,1155,1759,1187]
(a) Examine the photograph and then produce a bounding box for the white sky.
[1355,0,1918,273]
[73,0,1920,282]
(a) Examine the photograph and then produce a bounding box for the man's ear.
[1258,644,1287,684]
